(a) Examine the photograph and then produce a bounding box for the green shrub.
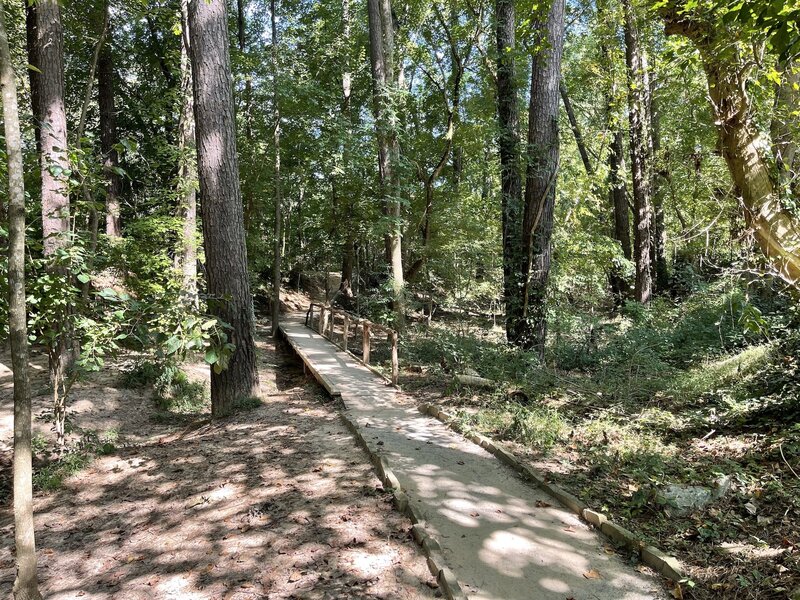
[502,403,566,451]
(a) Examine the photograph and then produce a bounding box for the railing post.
[342,315,350,352]
[307,304,314,328]
[390,331,399,386]
[362,323,371,365]
[320,306,328,337]
[328,309,335,339]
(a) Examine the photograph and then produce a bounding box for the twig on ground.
[779,443,800,480]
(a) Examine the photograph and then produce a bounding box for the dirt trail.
[0,334,437,599]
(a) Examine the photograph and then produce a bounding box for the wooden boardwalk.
[279,317,666,600]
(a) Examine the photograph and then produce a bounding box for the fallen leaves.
[583,568,602,580]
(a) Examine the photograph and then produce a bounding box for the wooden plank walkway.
[279,318,667,600]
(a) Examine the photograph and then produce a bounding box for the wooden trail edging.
[305,302,399,386]
[418,401,685,584]
[278,320,669,599]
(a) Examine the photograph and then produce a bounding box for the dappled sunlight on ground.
[0,337,436,599]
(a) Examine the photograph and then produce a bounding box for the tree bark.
[98,1,121,238]
[609,129,631,260]
[771,60,799,195]
[623,0,652,303]
[179,0,197,307]
[521,0,566,357]
[187,0,260,415]
[339,0,355,298]
[271,0,282,337]
[661,7,800,288]
[37,0,70,259]
[649,84,668,291]
[367,0,405,322]
[559,80,592,175]
[37,0,76,443]
[495,0,524,344]
[1,4,43,597]
[25,3,41,153]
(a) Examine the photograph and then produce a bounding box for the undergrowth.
[33,428,119,492]
[121,359,209,422]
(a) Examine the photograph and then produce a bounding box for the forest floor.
[0,326,438,599]
[398,300,800,600]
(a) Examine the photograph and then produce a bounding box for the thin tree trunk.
[179,0,197,307]
[623,0,652,303]
[187,0,260,415]
[662,9,800,287]
[1,5,43,597]
[495,0,525,343]
[559,80,593,175]
[236,0,253,141]
[25,3,41,153]
[610,129,631,260]
[98,2,121,238]
[521,0,566,357]
[271,0,282,337]
[339,0,355,298]
[650,85,668,290]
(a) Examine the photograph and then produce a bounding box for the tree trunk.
[495,0,524,344]
[623,0,652,303]
[187,0,260,415]
[560,80,592,175]
[367,0,405,322]
[178,0,197,307]
[37,0,76,445]
[650,85,668,291]
[97,2,121,238]
[38,0,70,259]
[1,5,43,597]
[661,8,800,288]
[339,0,355,298]
[521,0,565,357]
[771,60,799,195]
[271,0,282,337]
[25,3,41,153]
[610,129,631,260]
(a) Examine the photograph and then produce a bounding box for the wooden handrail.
[304,302,399,386]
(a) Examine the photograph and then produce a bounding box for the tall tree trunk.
[560,80,592,175]
[367,0,404,322]
[236,0,253,140]
[38,0,70,259]
[623,0,652,303]
[495,0,525,344]
[98,2,121,238]
[1,5,43,597]
[187,0,260,415]
[271,0,282,337]
[339,0,355,298]
[37,0,75,446]
[650,85,668,290]
[521,0,566,357]
[179,0,197,307]
[608,127,632,299]
[771,60,799,195]
[661,8,800,287]
[237,0,256,232]
[609,130,631,260]
[25,3,41,153]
